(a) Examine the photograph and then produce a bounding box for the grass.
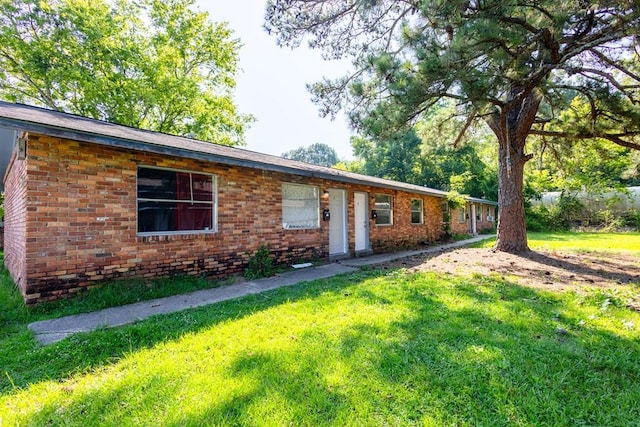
[470,231,640,254]
[20,274,235,322]
[0,233,639,425]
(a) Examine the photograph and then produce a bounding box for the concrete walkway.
[29,234,493,345]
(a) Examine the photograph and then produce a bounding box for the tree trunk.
[486,86,542,253]
[495,135,529,253]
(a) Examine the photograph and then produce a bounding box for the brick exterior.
[3,150,27,296]
[2,133,493,304]
[449,204,496,235]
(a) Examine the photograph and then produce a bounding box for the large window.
[411,199,423,224]
[374,194,393,225]
[137,167,216,234]
[282,183,319,229]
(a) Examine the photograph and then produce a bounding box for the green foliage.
[244,245,276,280]
[351,108,499,200]
[525,193,585,232]
[595,210,626,232]
[0,0,251,145]
[351,129,422,184]
[282,143,339,167]
[525,204,555,232]
[526,113,640,194]
[445,190,466,210]
[623,210,640,231]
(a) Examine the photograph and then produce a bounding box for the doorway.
[328,188,347,256]
[354,191,370,254]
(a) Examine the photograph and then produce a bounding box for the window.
[374,194,393,225]
[137,167,216,234]
[411,199,423,224]
[486,205,495,222]
[441,201,450,223]
[458,206,466,223]
[476,205,481,221]
[282,183,319,229]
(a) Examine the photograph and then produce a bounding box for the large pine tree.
[265,0,640,252]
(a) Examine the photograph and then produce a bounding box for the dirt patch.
[379,247,640,294]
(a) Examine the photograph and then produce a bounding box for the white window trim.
[411,198,423,224]
[136,165,218,236]
[458,206,466,223]
[374,193,393,226]
[282,182,320,230]
[441,201,450,223]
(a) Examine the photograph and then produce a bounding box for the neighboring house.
[0,102,497,304]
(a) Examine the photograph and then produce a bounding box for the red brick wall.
[448,203,496,235]
[3,150,28,297]
[365,189,443,252]
[11,133,452,303]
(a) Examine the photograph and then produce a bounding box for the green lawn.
[472,231,640,254]
[1,234,639,426]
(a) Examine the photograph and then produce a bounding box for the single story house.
[0,102,497,304]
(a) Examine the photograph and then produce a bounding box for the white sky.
[197,0,354,160]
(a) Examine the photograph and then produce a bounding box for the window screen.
[282,183,319,229]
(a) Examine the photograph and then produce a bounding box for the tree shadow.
[0,271,383,393]
[5,270,640,426]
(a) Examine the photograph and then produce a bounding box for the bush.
[623,210,640,231]
[596,209,625,232]
[553,193,585,229]
[244,245,275,280]
[526,204,554,232]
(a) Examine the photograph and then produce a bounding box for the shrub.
[526,204,555,232]
[623,210,640,231]
[244,245,275,280]
[596,209,625,232]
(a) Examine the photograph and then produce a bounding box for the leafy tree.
[282,142,339,167]
[265,1,640,252]
[351,130,422,183]
[527,96,640,193]
[0,0,251,145]
[415,103,498,199]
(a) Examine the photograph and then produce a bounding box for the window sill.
[137,230,217,241]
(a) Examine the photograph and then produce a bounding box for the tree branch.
[530,129,640,150]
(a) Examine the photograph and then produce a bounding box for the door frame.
[354,191,371,255]
[328,188,348,257]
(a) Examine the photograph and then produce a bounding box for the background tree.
[351,115,498,200]
[265,0,640,253]
[282,142,339,167]
[0,0,250,145]
[351,130,422,184]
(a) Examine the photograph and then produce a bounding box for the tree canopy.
[282,142,339,167]
[0,0,251,145]
[265,0,640,252]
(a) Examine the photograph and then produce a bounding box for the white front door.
[354,192,369,252]
[471,203,477,234]
[328,189,347,255]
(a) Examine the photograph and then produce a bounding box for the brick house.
[0,102,496,304]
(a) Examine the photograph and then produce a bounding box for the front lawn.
[471,231,640,254]
[1,243,639,425]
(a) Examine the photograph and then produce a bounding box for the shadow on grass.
[3,269,640,426]
[0,269,385,393]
